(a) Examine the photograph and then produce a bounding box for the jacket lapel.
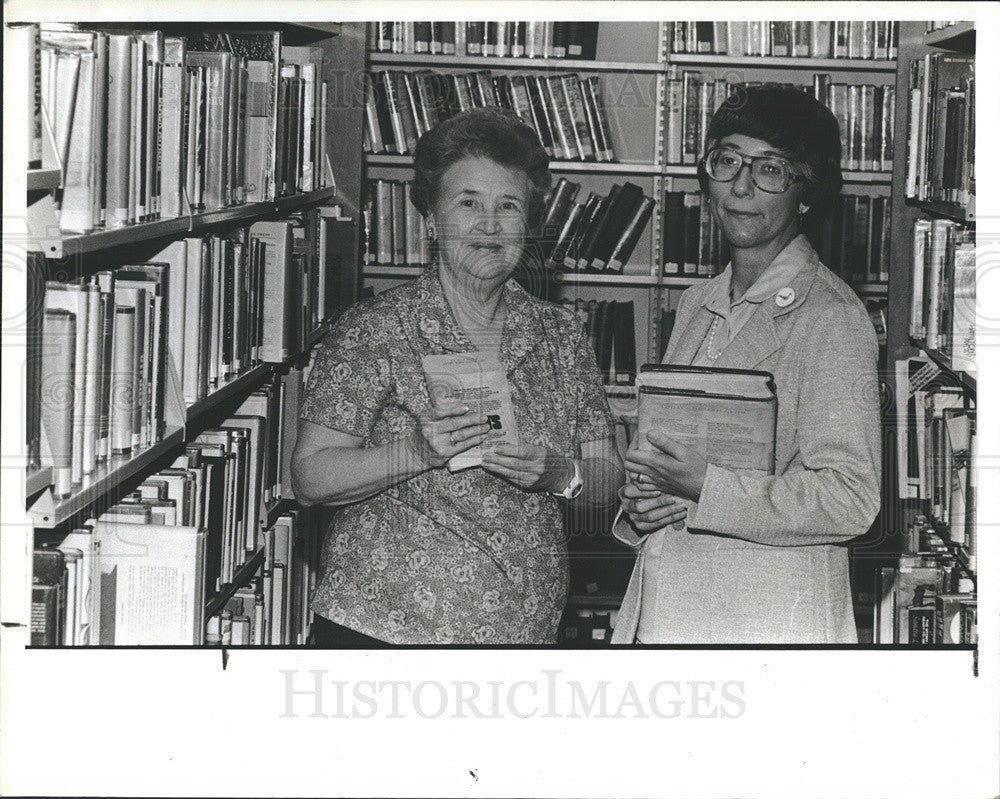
[665,304,714,365]
[712,305,781,369]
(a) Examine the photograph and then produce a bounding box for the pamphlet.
[421,353,519,472]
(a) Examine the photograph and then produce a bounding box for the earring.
[426,219,436,240]
[798,203,809,216]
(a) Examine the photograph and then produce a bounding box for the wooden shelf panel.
[185,364,275,423]
[923,23,975,51]
[666,53,897,72]
[369,52,661,73]
[25,467,53,500]
[28,364,283,526]
[855,283,889,296]
[29,427,185,528]
[907,198,975,223]
[205,546,266,620]
[365,153,661,175]
[553,272,659,286]
[33,187,338,259]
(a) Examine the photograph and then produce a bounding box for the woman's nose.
[731,162,755,197]
[474,210,501,234]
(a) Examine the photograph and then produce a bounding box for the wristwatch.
[551,458,583,500]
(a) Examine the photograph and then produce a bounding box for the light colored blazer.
[612,236,881,644]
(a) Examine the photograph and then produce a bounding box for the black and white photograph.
[1,1,997,797]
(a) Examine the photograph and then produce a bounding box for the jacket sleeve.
[688,302,882,546]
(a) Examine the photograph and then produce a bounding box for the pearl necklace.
[704,316,723,361]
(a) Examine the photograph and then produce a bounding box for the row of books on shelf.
[369,21,600,60]
[563,299,637,386]
[894,358,976,552]
[538,179,654,273]
[29,24,331,233]
[30,361,313,646]
[904,51,975,207]
[907,219,975,367]
[665,20,899,60]
[365,69,615,162]
[667,73,894,172]
[31,505,319,647]
[206,512,321,646]
[27,208,344,498]
[363,179,431,266]
[875,549,975,645]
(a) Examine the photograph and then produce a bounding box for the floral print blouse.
[300,268,613,644]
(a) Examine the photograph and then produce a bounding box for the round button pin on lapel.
[775,287,795,307]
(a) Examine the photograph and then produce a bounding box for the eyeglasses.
[702,147,806,194]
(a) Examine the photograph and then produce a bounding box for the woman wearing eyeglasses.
[612,85,881,643]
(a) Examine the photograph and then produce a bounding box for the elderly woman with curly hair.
[292,108,623,646]
[614,85,881,644]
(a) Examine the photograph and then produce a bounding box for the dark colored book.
[466,22,485,56]
[369,71,396,154]
[658,307,677,361]
[613,300,636,384]
[594,300,614,383]
[682,193,701,274]
[546,201,587,270]
[562,193,604,269]
[607,196,654,273]
[566,22,599,60]
[588,182,645,270]
[413,21,431,54]
[551,22,569,58]
[574,189,615,269]
[539,178,581,254]
[662,190,685,275]
[32,548,66,646]
[524,75,555,157]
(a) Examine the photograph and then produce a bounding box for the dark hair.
[410,107,552,230]
[697,84,843,217]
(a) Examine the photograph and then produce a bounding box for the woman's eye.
[459,198,478,209]
[500,201,521,211]
[718,153,740,167]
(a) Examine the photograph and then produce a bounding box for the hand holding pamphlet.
[421,353,519,472]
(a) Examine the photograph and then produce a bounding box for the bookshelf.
[865,21,977,645]
[15,21,367,646]
[362,21,903,372]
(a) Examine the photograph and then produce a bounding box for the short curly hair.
[409,107,552,231]
[698,84,843,218]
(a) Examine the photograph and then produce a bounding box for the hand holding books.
[406,401,491,470]
[618,481,689,534]
[623,431,709,503]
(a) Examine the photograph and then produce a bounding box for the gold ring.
[449,432,456,446]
